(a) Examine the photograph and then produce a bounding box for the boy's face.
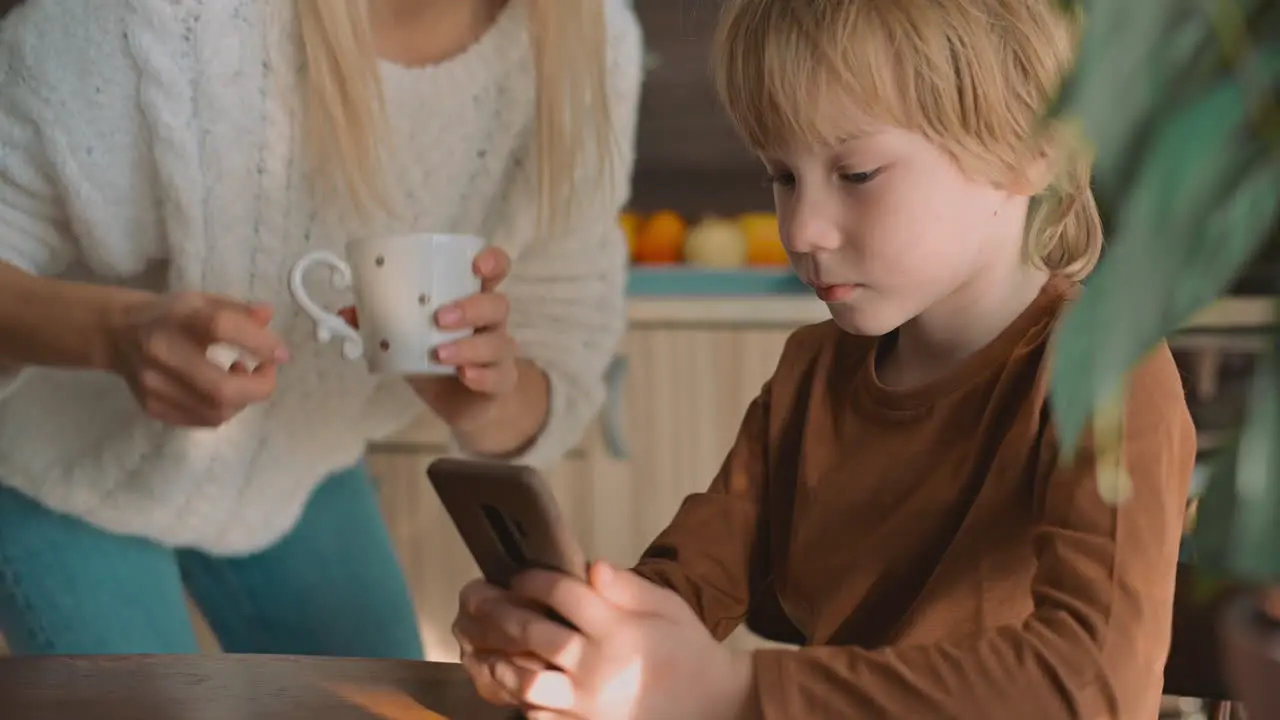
[761,127,1030,337]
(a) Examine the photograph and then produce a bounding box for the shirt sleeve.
[745,345,1196,719]
[472,0,645,469]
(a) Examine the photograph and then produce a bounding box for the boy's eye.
[763,167,880,189]
[839,168,881,185]
[764,172,796,189]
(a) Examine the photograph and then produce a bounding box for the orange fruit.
[618,211,642,260]
[633,210,687,264]
[738,212,789,266]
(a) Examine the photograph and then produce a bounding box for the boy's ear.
[1006,150,1055,197]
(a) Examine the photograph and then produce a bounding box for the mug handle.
[288,250,364,360]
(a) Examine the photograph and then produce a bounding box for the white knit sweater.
[0,0,642,554]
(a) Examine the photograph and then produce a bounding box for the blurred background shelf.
[627,266,806,296]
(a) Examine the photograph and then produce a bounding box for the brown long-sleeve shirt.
[633,277,1196,719]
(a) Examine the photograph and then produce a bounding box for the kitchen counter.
[1181,296,1276,331]
[628,292,1277,332]
[626,267,1279,331]
[628,295,825,326]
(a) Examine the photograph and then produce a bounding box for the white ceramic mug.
[289,233,485,375]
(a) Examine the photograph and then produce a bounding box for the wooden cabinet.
[609,325,791,556]
[609,323,799,653]
[367,311,812,660]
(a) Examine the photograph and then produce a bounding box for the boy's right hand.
[106,292,290,427]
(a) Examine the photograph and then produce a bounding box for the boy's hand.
[454,579,547,708]
[454,563,755,720]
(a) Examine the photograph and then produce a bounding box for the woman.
[0,0,641,657]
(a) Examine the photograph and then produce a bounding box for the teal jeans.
[0,463,424,658]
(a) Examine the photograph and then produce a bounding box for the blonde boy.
[453,1,1196,718]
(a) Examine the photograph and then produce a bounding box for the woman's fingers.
[435,331,515,367]
[135,367,225,426]
[436,291,510,331]
[473,247,511,292]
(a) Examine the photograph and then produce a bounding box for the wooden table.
[0,654,519,719]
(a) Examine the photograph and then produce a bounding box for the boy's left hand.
[457,562,756,720]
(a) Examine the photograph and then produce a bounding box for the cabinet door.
[366,449,460,661]
[616,326,791,553]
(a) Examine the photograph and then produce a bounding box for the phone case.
[426,457,589,589]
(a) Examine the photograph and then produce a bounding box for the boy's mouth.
[808,281,862,303]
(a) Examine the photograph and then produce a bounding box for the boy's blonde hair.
[295,0,613,236]
[714,0,1102,280]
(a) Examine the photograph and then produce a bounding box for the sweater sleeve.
[0,0,162,277]
[0,58,75,276]
[745,346,1196,719]
[0,3,80,398]
[0,0,184,405]
[476,0,644,469]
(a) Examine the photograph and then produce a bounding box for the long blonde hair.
[295,0,613,236]
[713,0,1103,280]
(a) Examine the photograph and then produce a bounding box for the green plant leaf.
[1194,331,1280,583]
[1053,0,1221,201]
[1047,0,1280,587]
[1193,436,1242,575]
[1050,50,1280,455]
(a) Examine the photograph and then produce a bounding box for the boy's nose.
[785,213,843,254]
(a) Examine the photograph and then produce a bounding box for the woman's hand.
[423,245,519,396]
[106,292,290,427]
[409,246,542,444]
[338,246,518,405]
[340,246,549,455]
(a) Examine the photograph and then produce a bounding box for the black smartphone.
[426,457,589,590]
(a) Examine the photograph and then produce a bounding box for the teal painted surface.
[627,266,808,296]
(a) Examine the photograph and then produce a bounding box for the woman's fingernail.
[274,347,291,363]
[437,307,462,326]
[436,345,456,362]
